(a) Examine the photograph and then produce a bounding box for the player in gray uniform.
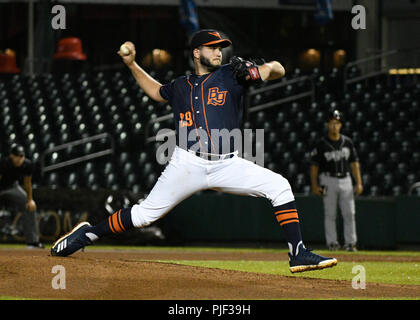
[310,110,363,251]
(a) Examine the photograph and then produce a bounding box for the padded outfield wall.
[160,193,419,249]
[2,188,418,249]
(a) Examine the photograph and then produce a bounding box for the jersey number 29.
[179,111,193,127]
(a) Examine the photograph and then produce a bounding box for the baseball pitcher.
[51,29,337,273]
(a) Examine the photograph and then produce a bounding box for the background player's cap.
[328,110,343,122]
[190,29,232,49]
[10,143,25,156]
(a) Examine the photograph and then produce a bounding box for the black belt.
[324,172,349,179]
[189,150,236,161]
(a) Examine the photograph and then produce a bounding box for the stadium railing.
[40,132,115,176]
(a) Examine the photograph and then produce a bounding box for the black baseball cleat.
[51,222,93,257]
[289,244,338,273]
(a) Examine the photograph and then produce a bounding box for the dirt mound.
[0,248,419,300]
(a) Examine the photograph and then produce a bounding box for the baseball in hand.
[120,44,130,56]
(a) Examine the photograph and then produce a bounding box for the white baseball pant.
[131,146,295,228]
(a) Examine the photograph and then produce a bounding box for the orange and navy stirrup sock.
[89,207,134,238]
[274,201,303,256]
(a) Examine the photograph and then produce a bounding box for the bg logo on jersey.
[207,87,227,106]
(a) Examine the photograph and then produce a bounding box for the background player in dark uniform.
[0,144,43,248]
[51,29,338,273]
[310,110,363,251]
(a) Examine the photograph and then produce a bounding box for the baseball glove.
[230,56,264,85]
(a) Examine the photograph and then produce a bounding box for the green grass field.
[82,244,420,287]
[161,260,420,285]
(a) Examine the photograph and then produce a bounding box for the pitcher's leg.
[88,147,207,238]
[130,161,207,228]
[209,157,301,255]
[51,148,208,256]
[209,156,295,205]
[209,157,337,272]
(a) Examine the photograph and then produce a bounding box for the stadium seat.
[294,141,305,158]
[272,141,284,158]
[395,163,408,183]
[86,172,98,188]
[67,172,79,188]
[368,185,379,196]
[264,151,272,165]
[362,120,374,136]
[46,172,60,188]
[267,131,277,147]
[105,173,117,189]
[255,111,266,127]
[275,111,286,126]
[280,121,292,135]
[145,173,158,190]
[386,152,399,169]
[362,173,371,189]
[392,185,402,196]
[1,62,418,196]
[372,162,385,184]
[307,131,318,147]
[382,173,394,195]
[53,37,87,61]
[126,172,138,187]
[0,49,20,73]
[357,141,368,158]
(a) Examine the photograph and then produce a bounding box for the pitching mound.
[1,248,419,300]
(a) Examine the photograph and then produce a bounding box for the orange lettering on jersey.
[207,87,227,106]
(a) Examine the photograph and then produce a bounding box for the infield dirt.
[1,248,419,300]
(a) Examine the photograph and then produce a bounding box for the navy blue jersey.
[160,64,245,154]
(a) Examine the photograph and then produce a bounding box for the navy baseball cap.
[190,29,232,49]
[10,144,25,156]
